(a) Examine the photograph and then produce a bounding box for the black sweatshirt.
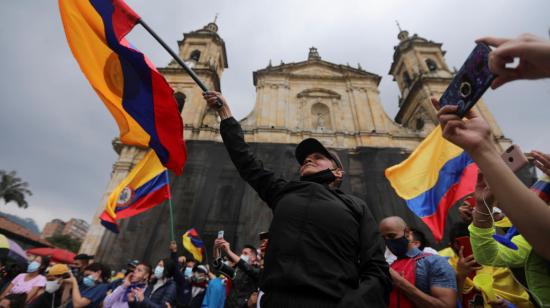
[220,117,391,307]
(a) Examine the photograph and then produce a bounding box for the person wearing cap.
[203,92,391,307]
[27,263,70,308]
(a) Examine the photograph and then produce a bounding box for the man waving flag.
[59,0,186,174]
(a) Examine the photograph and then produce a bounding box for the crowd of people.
[0,33,548,308]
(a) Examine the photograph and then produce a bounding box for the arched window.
[311,102,332,131]
[425,58,437,71]
[190,50,201,61]
[402,72,412,87]
[174,92,186,112]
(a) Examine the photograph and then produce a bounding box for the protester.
[214,238,260,308]
[464,171,550,307]
[73,254,94,284]
[203,91,390,307]
[379,216,457,307]
[439,222,533,307]
[65,262,111,308]
[187,265,208,308]
[27,263,72,308]
[103,262,151,308]
[0,255,49,303]
[0,293,25,308]
[168,241,192,308]
[128,258,176,308]
[434,33,550,260]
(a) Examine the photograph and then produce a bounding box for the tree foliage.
[0,170,32,209]
[46,234,82,253]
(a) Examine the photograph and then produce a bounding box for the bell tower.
[160,20,228,141]
[390,26,510,149]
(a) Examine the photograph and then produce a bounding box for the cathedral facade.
[80,22,513,267]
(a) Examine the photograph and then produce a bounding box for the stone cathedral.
[80,21,515,267]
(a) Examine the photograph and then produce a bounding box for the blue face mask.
[83,275,96,287]
[385,235,410,258]
[184,267,192,278]
[27,261,40,273]
[154,266,164,279]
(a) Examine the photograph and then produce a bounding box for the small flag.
[100,150,170,232]
[182,228,205,263]
[59,0,186,174]
[385,126,478,241]
[531,175,550,204]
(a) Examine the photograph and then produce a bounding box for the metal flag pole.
[165,171,176,242]
[137,19,223,108]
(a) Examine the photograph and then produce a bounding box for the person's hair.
[84,262,111,283]
[4,293,27,308]
[38,256,50,275]
[409,228,430,250]
[160,258,176,279]
[449,222,470,244]
[242,245,257,256]
[138,262,152,275]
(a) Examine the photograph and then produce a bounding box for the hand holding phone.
[439,43,496,117]
[217,230,224,239]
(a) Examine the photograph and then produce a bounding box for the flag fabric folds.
[531,175,550,204]
[59,0,186,174]
[182,228,205,263]
[100,150,170,232]
[385,126,478,241]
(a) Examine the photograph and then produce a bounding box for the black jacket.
[220,117,391,307]
[225,259,260,308]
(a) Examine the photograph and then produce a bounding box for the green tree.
[46,234,82,253]
[0,170,32,208]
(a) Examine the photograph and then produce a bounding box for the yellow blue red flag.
[100,150,170,232]
[182,228,204,263]
[385,126,478,241]
[58,0,186,174]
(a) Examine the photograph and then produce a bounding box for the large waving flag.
[100,150,170,232]
[385,126,478,241]
[59,0,186,174]
[182,228,205,263]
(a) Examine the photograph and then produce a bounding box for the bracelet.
[473,208,492,216]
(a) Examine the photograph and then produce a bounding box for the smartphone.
[455,236,480,276]
[501,144,529,173]
[439,43,496,117]
[259,232,269,241]
[217,230,224,239]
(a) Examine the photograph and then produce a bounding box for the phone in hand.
[455,235,480,276]
[439,43,496,117]
[217,230,224,239]
[501,144,529,173]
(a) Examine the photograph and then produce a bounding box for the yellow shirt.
[439,247,533,308]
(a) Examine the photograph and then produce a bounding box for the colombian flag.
[100,150,170,232]
[182,228,205,263]
[385,126,478,241]
[59,0,186,174]
[531,175,550,203]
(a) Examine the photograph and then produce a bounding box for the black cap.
[74,254,94,261]
[295,138,343,169]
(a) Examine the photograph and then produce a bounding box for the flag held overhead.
[59,0,186,174]
[385,126,478,241]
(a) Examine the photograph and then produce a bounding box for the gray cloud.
[1,0,549,229]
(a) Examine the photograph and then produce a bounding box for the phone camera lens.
[459,82,472,98]
[508,157,514,163]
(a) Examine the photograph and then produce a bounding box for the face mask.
[184,267,193,278]
[45,280,61,293]
[300,168,336,185]
[83,275,96,287]
[154,266,164,279]
[385,235,410,258]
[240,254,250,264]
[27,261,40,273]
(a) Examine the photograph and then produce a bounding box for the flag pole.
[137,19,223,108]
[165,171,176,242]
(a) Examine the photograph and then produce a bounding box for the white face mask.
[240,254,250,264]
[45,280,61,293]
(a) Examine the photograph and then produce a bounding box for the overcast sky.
[1,0,549,230]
